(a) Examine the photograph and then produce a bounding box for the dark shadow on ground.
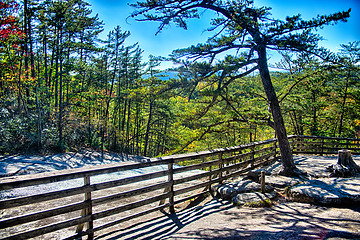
[94,198,360,240]
[94,199,234,240]
[165,228,360,240]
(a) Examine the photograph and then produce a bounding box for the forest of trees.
[0,0,359,159]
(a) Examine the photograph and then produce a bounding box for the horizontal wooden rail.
[289,135,360,155]
[0,135,359,239]
[0,159,170,191]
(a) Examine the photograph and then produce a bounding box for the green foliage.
[0,0,358,158]
[277,44,360,138]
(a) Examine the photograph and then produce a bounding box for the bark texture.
[256,46,301,177]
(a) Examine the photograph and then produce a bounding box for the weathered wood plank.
[174,191,209,205]
[168,160,175,214]
[76,176,94,239]
[0,159,170,191]
[93,203,170,233]
[92,182,170,206]
[173,159,219,174]
[174,170,219,185]
[222,157,276,180]
[0,185,90,209]
[92,169,169,191]
[170,138,278,163]
[93,193,170,220]
[222,152,252,163]
[1,215,91,240]
[0,201,87,229]
[220,153,274,174]
[0,170,169,210]
[174,180,217,196]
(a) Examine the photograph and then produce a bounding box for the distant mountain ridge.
[143,70,180,80]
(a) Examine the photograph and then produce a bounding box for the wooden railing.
[289,135,360,155]
[0,135,359,239]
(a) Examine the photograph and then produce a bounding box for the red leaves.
[0,0,24,41]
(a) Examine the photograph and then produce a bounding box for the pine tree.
[131,0,350,176]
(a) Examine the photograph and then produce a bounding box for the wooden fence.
[289,135,360,155]
[0,135,359,239]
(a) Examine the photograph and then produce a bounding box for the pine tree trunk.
[54,25,59,109]
[256,45,300,176]
[311,93,317,135]
[58,28,64,151]
[338,69,350,137]
[143,101,153,157]
[126,99,131,152]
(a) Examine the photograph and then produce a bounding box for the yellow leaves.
[21,75,36,87]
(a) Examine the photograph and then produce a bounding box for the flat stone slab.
[224,156,360,206]
[233,192,276,206]
[264,155,360,178]
[246,169,271,180]
[288,177,360,205]
[265,175,302,188]
[214,180,273,200]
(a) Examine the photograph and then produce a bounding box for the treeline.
[0,0,359,156]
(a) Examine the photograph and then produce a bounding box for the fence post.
[159,159,175,214]
[250,144,255,167]
[299,136,304,153]
[208,160,213,190]
[168,159,175,214]
[273,140,277,159]
[320,138,324,156]
[76,175,94,240]
[218,153,223,183]
[291,136,297,153]
[261,171,266,194]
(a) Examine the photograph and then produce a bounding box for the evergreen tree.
[131,0,350,176]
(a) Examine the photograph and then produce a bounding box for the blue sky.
[87,0,360,69]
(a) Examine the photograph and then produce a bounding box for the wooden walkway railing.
[289,135,360,155]
[0,135,359,239]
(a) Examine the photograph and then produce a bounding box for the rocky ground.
[1,152,360,239]
[0,149,150,177]
[105,155,360,240]
[100,198,360,240]
[212,155,360,207]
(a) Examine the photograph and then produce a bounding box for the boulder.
[246,169,271,181]
[233,192,276,206]
[265,175,302,188]
[214,180,273,200]
[287,178,360,205]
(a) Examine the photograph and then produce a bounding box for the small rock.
[246,169,271,181]
[265,175,302,188]
[233,192,276,206]
[216,180,273,200]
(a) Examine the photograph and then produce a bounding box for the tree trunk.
[135,102,140,155]
[43,28,49,87]
[126,99,131,152]
[143,101,153,157]
[58,27,64,151]
[256,45,300,176]
[311,92,317,135]
[327,150,360,177]
[54,25,59,109]
[338,69,350,137]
